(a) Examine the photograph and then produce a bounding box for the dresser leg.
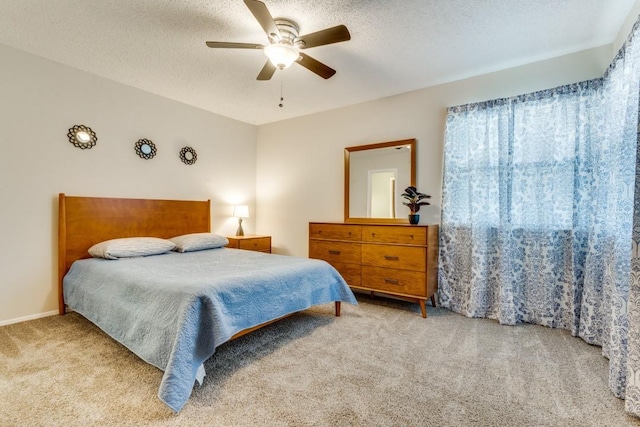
[419,300,427,318]
[430,294,437,307]
[335,301,341,317]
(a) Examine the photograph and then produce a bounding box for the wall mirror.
[344,138,416,223]
[67,124,97,149]
[135,139,157,160]
[180,146,197,165]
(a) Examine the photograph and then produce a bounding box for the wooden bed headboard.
[58,193,211,315]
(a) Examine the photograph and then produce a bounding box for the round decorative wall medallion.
[67,125,97,149]
[135,139,157,160]
[179,146,197,165]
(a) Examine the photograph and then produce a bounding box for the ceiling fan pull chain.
[279,75,284,108]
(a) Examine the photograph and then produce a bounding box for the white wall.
[0,43,257,325]
[255,45,613,258]
[3,5,634,325]
[614,0,640,54]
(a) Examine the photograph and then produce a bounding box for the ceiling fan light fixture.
[205,2,349,80]
[264,43,299,69]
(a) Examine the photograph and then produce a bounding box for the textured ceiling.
[0,0,635,125]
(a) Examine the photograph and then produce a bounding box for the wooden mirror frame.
[344,138,416,224]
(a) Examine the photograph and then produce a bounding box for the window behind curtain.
[443,82,601,231]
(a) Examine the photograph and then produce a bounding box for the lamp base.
[236,218,244,236]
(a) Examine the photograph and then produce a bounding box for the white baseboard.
[0,310,59,327]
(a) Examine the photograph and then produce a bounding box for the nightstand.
[226,235,272,253]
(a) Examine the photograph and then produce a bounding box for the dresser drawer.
[361,266,427,296]
[238,237,271,252]
[361,244,426,272]
[310,223,361,241]
[362,225,427,245]
[309,240,361,264]
[327,261,361,287]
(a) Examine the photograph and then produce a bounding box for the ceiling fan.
[205,0,351,80]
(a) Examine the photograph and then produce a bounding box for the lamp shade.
[263,43,299,69]
[233,204,249,218]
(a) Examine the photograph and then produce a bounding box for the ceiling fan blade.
[257,60,277,80]
[297,25,351,49]
[206,41,264,49]
[244,0,281,39]
[296,53,336,79]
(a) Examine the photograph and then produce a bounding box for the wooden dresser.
[309,222,438,317]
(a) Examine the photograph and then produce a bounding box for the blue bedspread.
[63,248,357,412]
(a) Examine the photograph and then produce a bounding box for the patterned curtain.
[439,19,640,415]
[615,19,640,416]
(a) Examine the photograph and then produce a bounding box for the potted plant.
[401,186,431,224]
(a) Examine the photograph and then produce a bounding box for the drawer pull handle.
[328,250,341,255]
[384,255,399,261]
[384,278,399,285]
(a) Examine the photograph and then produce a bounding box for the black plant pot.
[408,214,420,225]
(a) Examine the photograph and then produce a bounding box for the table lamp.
[233,205,249,236]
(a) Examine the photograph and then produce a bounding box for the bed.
[58,194,357,412]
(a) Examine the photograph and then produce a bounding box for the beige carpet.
[1,295,639,427]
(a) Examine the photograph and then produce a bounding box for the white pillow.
[88,237,176,260]
[170,233,229,252]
